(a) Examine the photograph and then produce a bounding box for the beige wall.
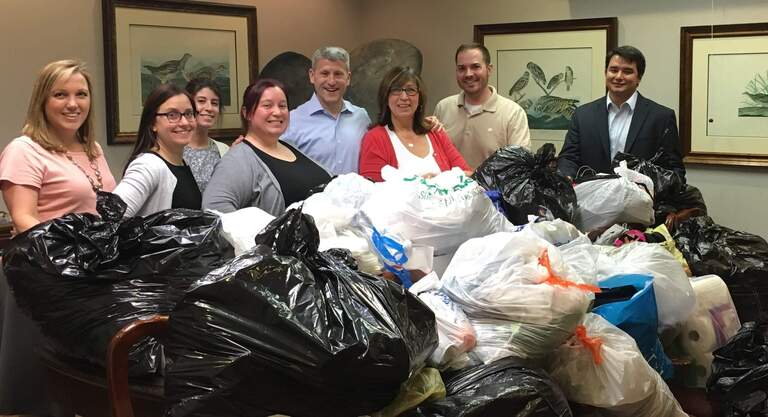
[2,0,767,238]
[355,0,768,239]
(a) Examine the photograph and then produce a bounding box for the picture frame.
[680,23,768,167]
[474,18,618,152]
[102,0,258,144]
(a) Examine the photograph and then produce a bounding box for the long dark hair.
[124,83,194,173]
[240,78,287,131]
[373,66,428,135]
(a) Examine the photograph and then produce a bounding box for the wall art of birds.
[144,53,192,84]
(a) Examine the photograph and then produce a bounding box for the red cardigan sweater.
[358,125,470,182]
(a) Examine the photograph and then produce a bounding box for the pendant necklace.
[65,146,104,193]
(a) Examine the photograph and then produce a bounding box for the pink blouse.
[0,136,116,222]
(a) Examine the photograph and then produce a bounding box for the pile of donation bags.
[5,142,768,416]
[2,192,231,374]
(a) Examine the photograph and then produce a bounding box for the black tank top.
[151,152,202,210]
[244,140,331,206]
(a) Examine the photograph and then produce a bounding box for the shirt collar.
[458,85,499,112]
[606,90,639,111]
[307,93,351,116]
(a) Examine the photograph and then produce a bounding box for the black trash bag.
[707,321,768,416]
[2,191,231,375]
[674,216,768,322]
[474,144,576,225]
[164,207,438,417]
[654,183,708,226]
[404,357,572,417]
[612,150,684,202]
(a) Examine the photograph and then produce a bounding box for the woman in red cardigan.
[359,66,471,182]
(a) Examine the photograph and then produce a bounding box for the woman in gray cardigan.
[203,79,330,216]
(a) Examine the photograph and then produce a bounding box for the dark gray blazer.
[557,93,685,180]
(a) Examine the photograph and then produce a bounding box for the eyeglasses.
[156,110,196,123]
[389,87,419,97]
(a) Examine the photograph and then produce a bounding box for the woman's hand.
[425,116,445,132]
[1,183,41,233]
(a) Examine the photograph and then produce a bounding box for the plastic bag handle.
[371,227,409,265]
[539,249,601,293]
[371,227,413,288]
[576,325,603,365]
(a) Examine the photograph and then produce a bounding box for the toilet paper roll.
[690,274,741,347]
[692,274,732,309]
[681,314,718,355]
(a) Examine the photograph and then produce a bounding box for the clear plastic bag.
[525,218,585,246]
[441,230,594,361]
[549,314,688,417]
[574,167,655,232]
[216,206,275,255]
[410,273,476,370]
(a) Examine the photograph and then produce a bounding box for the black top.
[151,152,202,210]
[244,140,331,206]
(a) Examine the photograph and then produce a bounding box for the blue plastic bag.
[594,274,674,379]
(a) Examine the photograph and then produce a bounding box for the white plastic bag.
[410,273,475,369]
[559,234,600,287]
[361,167,512,275]
[215,207,275,255]
[526,218,584,246]
[596,242,695,328]
[549,314,687,417]
[295,174,383,274]
[574,167,654,232]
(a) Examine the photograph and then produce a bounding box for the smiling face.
[193,87,220,129]
[387,80,420,123]
[45,72,91,141]
[605,54,641,103]
[152,94,196,152]
[309,59,350,111]
[245,86,289,139]
[455,48,492,99]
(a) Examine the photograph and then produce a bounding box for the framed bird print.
[102,0,258,144]
[680,22,768,167]
[475,18,617,153]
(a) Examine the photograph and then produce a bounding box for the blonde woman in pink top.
[0,60,116,233]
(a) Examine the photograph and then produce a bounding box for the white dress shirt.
[606,91,638,158]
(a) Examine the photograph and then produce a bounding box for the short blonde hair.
[22,60,99,159]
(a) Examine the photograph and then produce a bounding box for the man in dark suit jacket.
[557,46,685,181]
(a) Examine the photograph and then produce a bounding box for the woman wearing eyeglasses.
[358,66,470,182]
[114,83,201,217]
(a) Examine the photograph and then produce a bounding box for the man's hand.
[425,116,445,132]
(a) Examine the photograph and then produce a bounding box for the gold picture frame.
[680,22,768,167]
[102,0,257,144]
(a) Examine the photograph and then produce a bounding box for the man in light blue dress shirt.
[281,46,371,175]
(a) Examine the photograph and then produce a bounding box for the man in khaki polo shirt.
[434,43,530,169]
